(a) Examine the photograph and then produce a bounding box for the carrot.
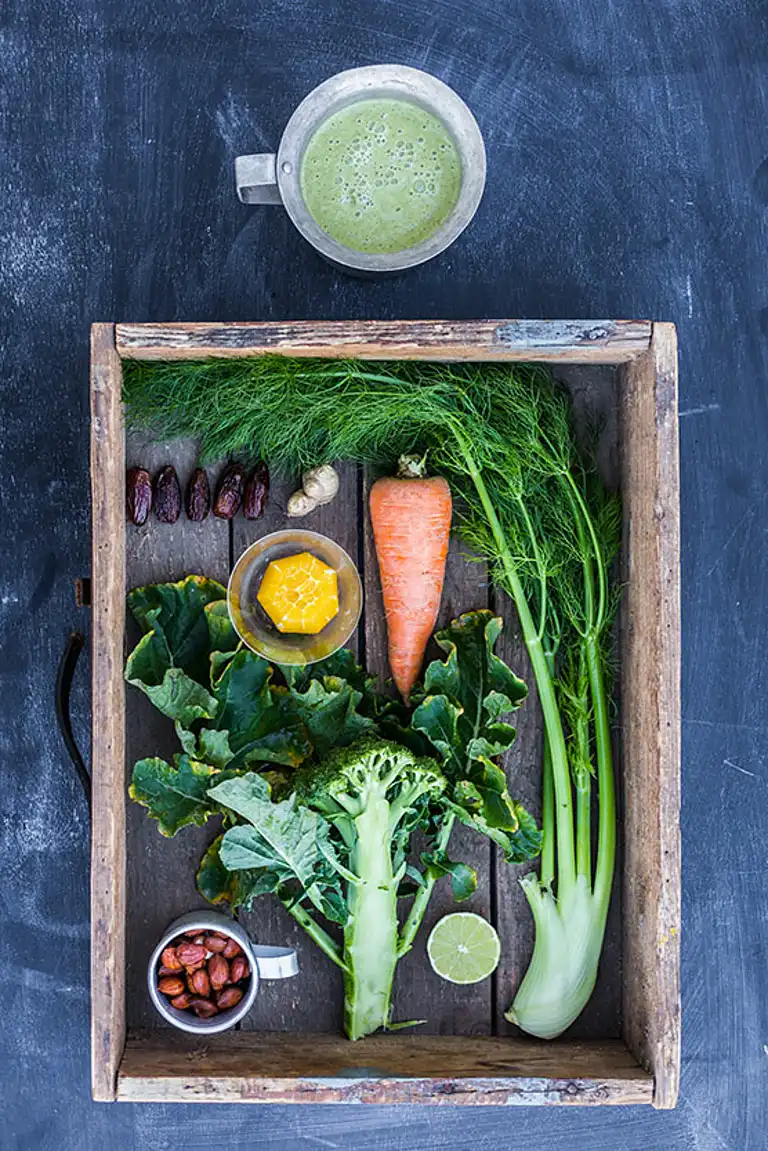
[369,455,452,699]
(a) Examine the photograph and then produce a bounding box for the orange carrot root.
[369,470,452,699]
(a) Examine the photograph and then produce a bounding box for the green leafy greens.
[126,578,535,1039]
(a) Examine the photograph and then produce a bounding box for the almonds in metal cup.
[154,929,254,1026]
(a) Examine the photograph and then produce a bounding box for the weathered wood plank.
[618,323,681,1110]
[90,324,126,1101]
[233,461,360,1033]
[117,1030,652,1105]
[363,470,492,1035]
[123,439,230,1030]
[116,319,652,364]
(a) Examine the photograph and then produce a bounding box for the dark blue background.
[2,2,767,1147]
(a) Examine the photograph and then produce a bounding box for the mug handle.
[252,944,299,979]
[235,154,283,204]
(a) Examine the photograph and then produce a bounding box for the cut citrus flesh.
[257,551,339,634]
[426,912,501,985]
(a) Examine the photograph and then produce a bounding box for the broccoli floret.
[294,734,444,822]
[293,736,445,1040]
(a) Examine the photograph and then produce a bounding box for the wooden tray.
[90,319,680,1108]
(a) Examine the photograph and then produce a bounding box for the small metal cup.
[235,64,486,275]
[148,910,298,1035]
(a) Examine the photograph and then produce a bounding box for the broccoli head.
[293,734,445,824]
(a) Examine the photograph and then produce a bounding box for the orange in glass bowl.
[227,529,362,667]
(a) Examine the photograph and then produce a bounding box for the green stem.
[564,471,607,629]
[398,812,455,957]
[286,903,347,972]
[540,737,555,887]
[585,634,615,910]
[517,498,548,640]
[559,476,594,632]
[574,646,592,880]
[575,770,591,880]
[540,646,556,888]
[456,436,576,896]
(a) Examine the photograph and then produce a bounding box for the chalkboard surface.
[2,2,767,1148]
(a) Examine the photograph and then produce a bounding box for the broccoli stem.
[285,902,347,972]
[343,791,399,1040]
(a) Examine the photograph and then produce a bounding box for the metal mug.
[148,910,298,1034]
[235,64,486,275]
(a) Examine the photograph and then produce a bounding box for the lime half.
[426,912,501,985]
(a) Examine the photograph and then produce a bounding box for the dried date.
[185,468,211,521]
[243,461,270,520]
[154,466,181,523]
[213,464,245,519]
[126,467,152,525]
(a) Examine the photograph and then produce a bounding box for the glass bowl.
[227,529,363,666]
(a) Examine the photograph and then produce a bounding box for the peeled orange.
[257,551,339,634]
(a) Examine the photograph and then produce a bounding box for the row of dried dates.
[126,462,269,525]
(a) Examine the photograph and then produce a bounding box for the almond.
[170,992,193,1010]
[216,986,244,1011]
[230,956,250,984]
[176,942,207,970]
[189,997,218,1019]
[204,935,228,953]
[208,954,229,990]
[160,946,183,971]
[157,976,186,997]
[223,938,242,959]
[188,968,211,997]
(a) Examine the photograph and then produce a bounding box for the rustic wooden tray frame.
[90,318,680,1107]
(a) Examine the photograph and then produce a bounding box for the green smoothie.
[300,98,462,255]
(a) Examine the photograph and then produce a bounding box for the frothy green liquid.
[300,98,462,255]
